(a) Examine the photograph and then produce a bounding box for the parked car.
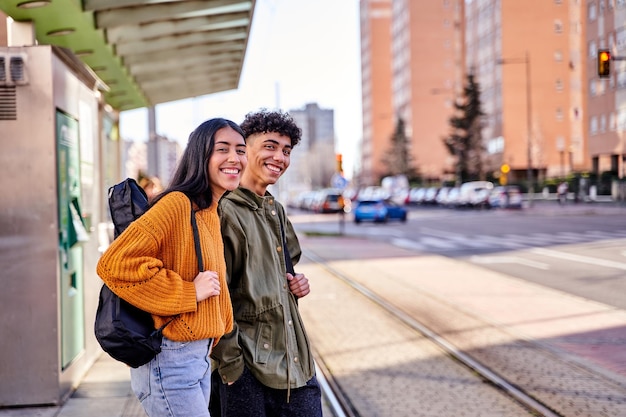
[407,187,427,205]
[435,186,452,206]
[357,186,389,201]
[295,190,318,211]
[458,181,494,208]
[442,186,461,208]
[311,188,344,213]
[488,185,523,209]
[353,199,408,224]
[422,187,440,204]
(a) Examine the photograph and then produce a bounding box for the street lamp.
[497,51,533,206]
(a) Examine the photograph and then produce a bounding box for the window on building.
[590,116,598,134]
[556,79,564,91]
[617,69,626,88]
[589,2,597,20]
[556,108,564,121]
[610,113,617,130]
[617,109,626,130]
[610,31,617,50]
[589,40,598,57]
[617,27,626,48]
[554,20,563,34]
[590,79,598,96]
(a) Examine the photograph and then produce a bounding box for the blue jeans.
[130,337,214,417]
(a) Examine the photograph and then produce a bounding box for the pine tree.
[443,73,485,184]
[380,117,420,182]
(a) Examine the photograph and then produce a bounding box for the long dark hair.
[151,118,243,210]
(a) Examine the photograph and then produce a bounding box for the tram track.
[305,250,561,417]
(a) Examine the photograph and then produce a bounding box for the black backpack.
[94,178,166,368]
[109,177,150,239]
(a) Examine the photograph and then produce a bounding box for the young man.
[210,109,322,416]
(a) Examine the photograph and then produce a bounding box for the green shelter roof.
[0,0,255,111]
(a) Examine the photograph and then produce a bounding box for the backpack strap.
[190,204,204,272]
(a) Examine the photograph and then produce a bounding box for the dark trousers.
[209,366,322,417]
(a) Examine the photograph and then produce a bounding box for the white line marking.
[391,238,427,251]
[531,247,626,270]
[470,255,550,270]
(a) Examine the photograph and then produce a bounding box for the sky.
[119,0,362,179]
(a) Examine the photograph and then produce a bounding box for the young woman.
[97,118,247,417]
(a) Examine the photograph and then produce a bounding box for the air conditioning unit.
[0,52,28,86]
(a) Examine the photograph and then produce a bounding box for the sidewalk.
[521,198,626,216]
[0,353,144,417]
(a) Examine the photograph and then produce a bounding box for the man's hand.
[287,273,310,298]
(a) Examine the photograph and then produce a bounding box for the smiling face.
[240,132,292,196]
[209,126,247,200]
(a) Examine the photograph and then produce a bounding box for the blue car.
[353,199,408,224]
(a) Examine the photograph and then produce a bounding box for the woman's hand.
[194,270,221,301]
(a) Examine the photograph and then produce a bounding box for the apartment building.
[391,0,462,182]
[360,0,462,184]
[275,102,336,202]
[360,0,394,185]
[466,0,587,186]
[587,0,626,178]
[360,0,603,186]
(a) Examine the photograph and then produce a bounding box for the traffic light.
[598,49,611,78]
[336,153,343,173]
[499,164,510,186]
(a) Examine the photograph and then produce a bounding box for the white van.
[458,181,494,208]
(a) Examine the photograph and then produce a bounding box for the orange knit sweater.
[96,191,233,343]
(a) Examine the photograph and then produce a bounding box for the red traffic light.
[598,49,611,78]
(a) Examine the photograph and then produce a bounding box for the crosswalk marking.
[472,235,526,249]
[583,230,626,240]
[538,232,582,243]
[391,230,626,252]
[420,236,460,249]
[502,234,557,245]
[440,234,494,248]
[391,238,427,251]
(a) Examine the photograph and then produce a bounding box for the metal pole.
[525,51,533,207]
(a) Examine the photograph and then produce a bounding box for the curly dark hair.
[240,108,302,147]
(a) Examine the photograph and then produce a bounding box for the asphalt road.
[291,202,626,310]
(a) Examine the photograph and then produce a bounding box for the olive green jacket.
[211,187,315,389]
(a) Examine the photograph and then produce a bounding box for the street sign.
[331,173,348,190]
